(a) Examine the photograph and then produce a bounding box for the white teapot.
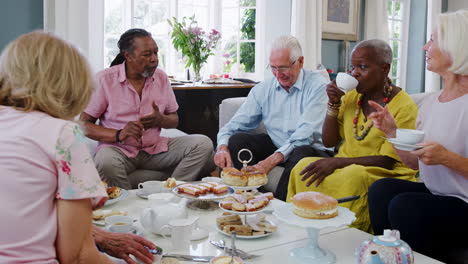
[140,194,188,235]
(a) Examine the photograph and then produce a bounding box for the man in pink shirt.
[80,28,214,188]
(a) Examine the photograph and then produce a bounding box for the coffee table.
[101,190,444,264]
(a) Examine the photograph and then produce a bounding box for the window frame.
[387,0,411,90]
[103,0,264,81]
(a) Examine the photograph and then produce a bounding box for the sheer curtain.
[364,0,389,40]
[43,0,104,73]
[425,0,442,92]
[291,0,322,70]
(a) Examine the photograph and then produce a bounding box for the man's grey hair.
[270,35,303,62]
[352,39,393,65]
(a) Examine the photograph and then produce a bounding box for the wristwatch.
[115,129,123,144]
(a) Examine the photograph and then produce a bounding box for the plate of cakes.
[171,181,234,200]
[220,167,268,190]
[218,192,274,215]
[216,213,277,239]
[102,182,128,206]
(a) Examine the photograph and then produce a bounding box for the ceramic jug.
[140,195,188,235]
[356,229,414,264]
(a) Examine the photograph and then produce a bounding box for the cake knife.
[337,195,360,203]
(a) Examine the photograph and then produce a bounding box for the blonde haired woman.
[0,32,113,263]
[368,10,468,264]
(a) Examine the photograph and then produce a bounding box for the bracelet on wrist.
[327,101,341,109]
[326,108,339,117]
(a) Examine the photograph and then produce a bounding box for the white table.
[102,190,443,264]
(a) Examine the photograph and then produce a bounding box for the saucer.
[387,138,423,151]
[106,225,144,236]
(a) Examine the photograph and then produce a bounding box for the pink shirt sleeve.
[55,123,108,209]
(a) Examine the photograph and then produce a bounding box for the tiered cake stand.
[274,203,356,264]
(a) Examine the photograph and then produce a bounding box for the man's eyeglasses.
[268,60,297,73]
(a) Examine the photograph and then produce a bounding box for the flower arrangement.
[167,15,221,81]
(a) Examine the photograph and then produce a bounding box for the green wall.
[0,0,43,51]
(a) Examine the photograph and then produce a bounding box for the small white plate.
[104,189,129,206]
[387,138,423,151]
[105,224,143,236]
[216,219,276,239]
[219,201,272,215]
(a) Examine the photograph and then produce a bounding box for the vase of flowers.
[168,15,221,83]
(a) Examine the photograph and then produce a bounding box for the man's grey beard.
[142,67,156,78]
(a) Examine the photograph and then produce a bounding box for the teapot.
[140,195,188,235]
[356,229,414,264]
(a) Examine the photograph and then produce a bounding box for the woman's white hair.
[270,35,303,62]
[352,39,393,65]
[438,9,468,75]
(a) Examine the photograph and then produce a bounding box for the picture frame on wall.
[322,0,360,41]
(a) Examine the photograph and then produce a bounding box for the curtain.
[364,0,389,40]
[424,0,442,92]
[43,0,104,72]
[291,0,322,70]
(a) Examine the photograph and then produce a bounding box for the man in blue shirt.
[214,35,333,200]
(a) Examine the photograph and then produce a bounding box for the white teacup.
[138,181,165,194]
[396,129,425,145]
[161,218,197,249]
[336,72,358,92]
[105,215,134,233]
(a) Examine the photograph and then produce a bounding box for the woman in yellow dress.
[287,39,418,232]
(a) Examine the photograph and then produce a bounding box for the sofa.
[86,128,188,189]
[218,92,431,193]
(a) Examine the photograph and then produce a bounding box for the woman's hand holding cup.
[326,80,345,104]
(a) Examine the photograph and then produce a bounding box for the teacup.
[138,180,165,194]
[396,129,425,145]
[105,215,134,233]
[336,72,358,92]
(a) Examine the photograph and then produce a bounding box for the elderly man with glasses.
[214,35,332,201]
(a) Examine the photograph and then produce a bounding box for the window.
[387,0,410,88]
[103,0,262,80]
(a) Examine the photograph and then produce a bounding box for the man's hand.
[140,102,164,130]
[246,152,284,175]
[94,227,156,264]
[300,158,344,187]
[119,121,144,144]
[214,145,232,168]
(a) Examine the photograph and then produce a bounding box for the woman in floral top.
[0,32,112,263]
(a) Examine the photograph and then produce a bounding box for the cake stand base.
[289,227,336,264]
[186,200,219,211]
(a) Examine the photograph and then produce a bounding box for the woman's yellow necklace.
[353,85,393,141]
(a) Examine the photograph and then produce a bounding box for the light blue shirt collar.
[274,69,305,92]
